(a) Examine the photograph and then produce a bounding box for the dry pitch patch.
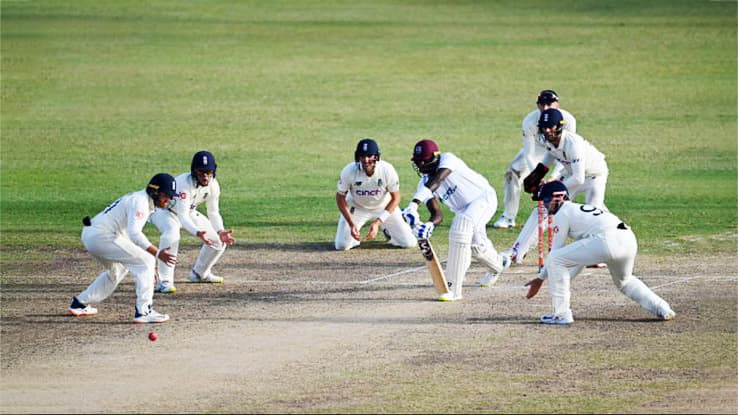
[1,244,736,413]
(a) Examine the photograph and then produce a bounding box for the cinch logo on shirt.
[356,189,382,196]
[440,185,458,201]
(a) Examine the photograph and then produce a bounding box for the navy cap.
[538,108,565,129]
[536,90,559,105]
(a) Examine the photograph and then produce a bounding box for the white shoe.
[188,269,224,284]
[156,283,177,294]
[133,309,170,324]
[658,308,676,321]
[67,297,98,317]
[479,272,500,288]
[492,215,515,229]
[540,312,574,325]
[437,292,458,302]
[479,254,510,287]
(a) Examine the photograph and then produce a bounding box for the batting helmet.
[146,173,178,200]
[354,138,381,162]
[536,89,559,105]
[411,139,441,175]
[191,150,217,178]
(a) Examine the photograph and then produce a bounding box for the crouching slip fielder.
[525,181,676,325]
[335,138,416,250]
[509,108,608,263]
[68,173,178,324]
[402,139,509,302]
[149,151,235,293]
[493,89,576,229]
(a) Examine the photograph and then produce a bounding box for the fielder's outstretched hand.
[218,229,236,246]
[157,247,177,267]
[197,230,215,247]
[524,278,543,299]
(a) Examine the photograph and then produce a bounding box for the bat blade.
[418,239,450,294]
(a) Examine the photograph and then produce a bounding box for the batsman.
[402,139,509,302]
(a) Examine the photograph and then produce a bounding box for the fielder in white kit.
[67,173,179,323]
[149,151,235,293]
[524,181,676,324]
[493,90,576,229]
[335,138,417,251]
[509,108,609,263]
[402,139,509,302]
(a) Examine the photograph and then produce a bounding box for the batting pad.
[447,215,473,299]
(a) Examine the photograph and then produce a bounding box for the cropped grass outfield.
[1,0,735,263]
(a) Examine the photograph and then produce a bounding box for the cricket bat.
[418,238,450,294]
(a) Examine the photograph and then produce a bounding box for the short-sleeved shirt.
[337,160,400,211]
[416,152,493,214]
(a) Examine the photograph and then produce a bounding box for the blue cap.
[538,108,565,130]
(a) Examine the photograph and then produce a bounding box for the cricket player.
[67,173,179,323]
[402,139,509,302]
[524,181,676,324]
[492,90,576,229]
[508,108,609,263]
[149,151,235,293]
[335,138,417,251]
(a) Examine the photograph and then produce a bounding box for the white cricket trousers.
[335,205,417,250]
[149,209,226,285]
[546,226,671,318]
[501,147,546,220]
[76,226,156,314]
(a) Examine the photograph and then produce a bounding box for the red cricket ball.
[148,331,158,341]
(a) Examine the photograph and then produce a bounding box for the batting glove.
[402,203,419,228]
[416,222,435,240]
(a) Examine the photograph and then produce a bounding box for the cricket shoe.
[437,292,460,302]
[133,308,170,324]
[658,308,676,321]
[479,254,511,287]
[540,312,574,325]
[67,297,98,317]
[156,283,177,294]
[188,269,224,284]
[492,215,515,229]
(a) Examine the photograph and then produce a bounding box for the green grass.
[2,0,736,261]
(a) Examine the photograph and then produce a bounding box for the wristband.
[412,186,433,204]
[377,210,390,223]
[155,248,161,259]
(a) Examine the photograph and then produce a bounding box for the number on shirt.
[579,205,604,216]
